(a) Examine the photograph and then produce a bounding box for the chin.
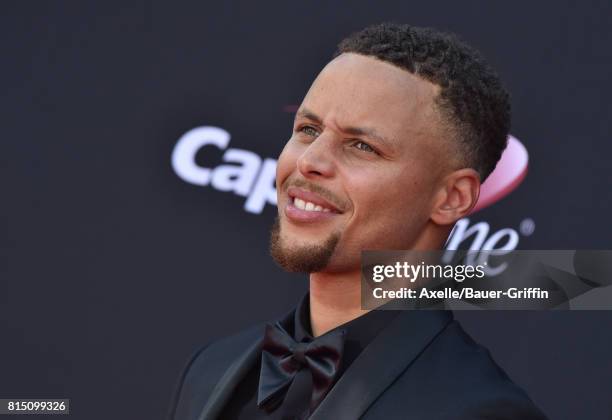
[270,218,341,273]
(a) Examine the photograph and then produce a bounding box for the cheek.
[347,166,434,229]
[275,140,300,189]
[344,172,402,236]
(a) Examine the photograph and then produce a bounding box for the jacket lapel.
[197,334,263,420]
[310,310,453,420]
[197,306,297,420]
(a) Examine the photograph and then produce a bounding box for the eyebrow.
[296,107,396,151]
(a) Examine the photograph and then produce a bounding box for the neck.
[306,226,450,337]
[308,268,369,337]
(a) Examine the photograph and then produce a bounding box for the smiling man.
[169,23,547,420]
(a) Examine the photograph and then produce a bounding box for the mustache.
[282,177,348,212]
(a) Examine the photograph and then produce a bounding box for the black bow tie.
[257,321,346,412]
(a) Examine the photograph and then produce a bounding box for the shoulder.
[167,323,265,420]
[375,319,548,419]
[433,320,547,418]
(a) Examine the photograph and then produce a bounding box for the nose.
[296,132,336,179]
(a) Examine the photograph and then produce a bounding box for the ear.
[430,168,480,225]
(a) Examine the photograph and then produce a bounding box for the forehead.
[302,53,442,142]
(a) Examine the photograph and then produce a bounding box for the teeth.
[294,198,306,210]
[293,197,331,212]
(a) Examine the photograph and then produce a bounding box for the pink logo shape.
[470,135,528,214]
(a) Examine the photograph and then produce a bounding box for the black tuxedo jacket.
[169,310,547,420]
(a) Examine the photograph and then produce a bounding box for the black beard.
[269,216,340,273]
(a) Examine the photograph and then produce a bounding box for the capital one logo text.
[171,126,277,214]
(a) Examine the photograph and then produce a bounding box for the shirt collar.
[291,293,401,365]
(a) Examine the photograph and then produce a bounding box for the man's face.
[271,53,455,273]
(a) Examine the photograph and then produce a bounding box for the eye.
[298,125,319,137]
[353,140,377,154]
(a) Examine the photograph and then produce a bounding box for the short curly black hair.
[334,23,510,181]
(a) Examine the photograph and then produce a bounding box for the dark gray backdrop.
[1,1,611,419]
